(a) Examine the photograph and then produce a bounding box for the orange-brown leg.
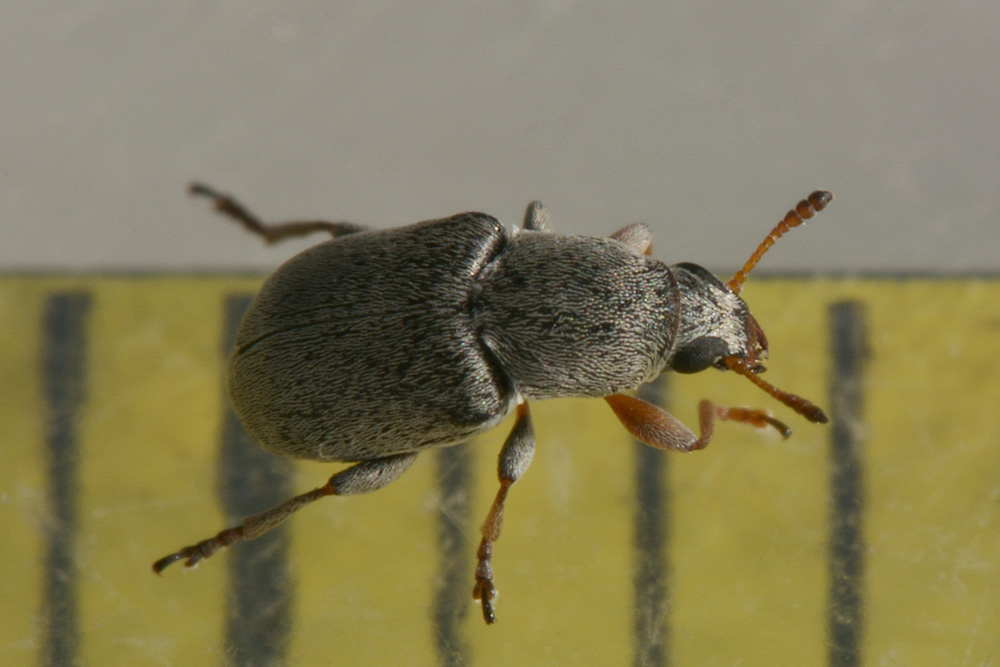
[472,402,535,624]
[605,394,791,452]
[153,453,417,574]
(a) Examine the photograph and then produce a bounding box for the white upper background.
[3,2,997,274]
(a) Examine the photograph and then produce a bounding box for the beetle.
[154,184,832,624]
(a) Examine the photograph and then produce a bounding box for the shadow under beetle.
[154,184,833,624]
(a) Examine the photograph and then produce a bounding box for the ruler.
[2,276,998,666]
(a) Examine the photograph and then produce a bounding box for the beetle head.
[668,262,761,375]
[669,191,833,425]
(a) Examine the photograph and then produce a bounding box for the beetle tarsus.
[473,576,498,624]
[708,404,794,439]
[151,551,185,573]
[473,538,498,623]
[152,524,245,574]
[480,592,497,625]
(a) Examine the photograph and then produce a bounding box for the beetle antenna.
[724,356,829,424]
[728,191,833,295]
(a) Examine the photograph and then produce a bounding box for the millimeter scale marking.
[827,302,869,667]
[40,292,91,667]
[218,293,295,665]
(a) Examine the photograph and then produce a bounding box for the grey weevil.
[154,184,833,624]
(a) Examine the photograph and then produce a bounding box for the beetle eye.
[671,336,729,374]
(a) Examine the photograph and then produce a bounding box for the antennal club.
[728,190,833,295]
[725,356,829,424]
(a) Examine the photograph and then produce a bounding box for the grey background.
[3,2,998,274]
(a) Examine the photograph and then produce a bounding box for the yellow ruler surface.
[1,276,998,666]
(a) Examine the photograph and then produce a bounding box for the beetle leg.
[703,402,793,438]
[152,452,417,574]
[190,182,369,244]
[605,394,791,452]
[610,222,653,255]
[522,200,552,232]
[472,401,535,624]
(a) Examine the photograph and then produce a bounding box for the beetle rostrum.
[154,185,833,624]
